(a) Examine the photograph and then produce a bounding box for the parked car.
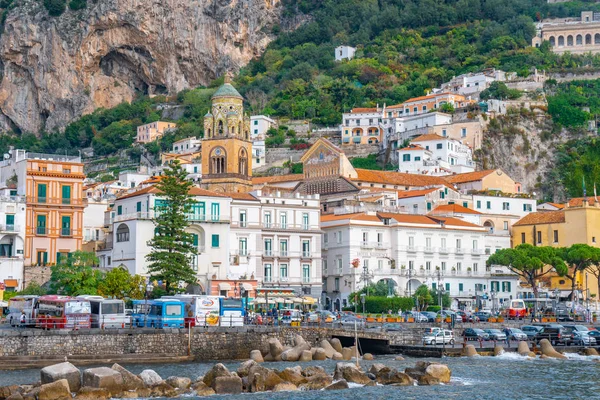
[571,331,596,346]
[422,311,438,322]
[521,325,543,339]
[463,328,490,341]
[338,315,365,327]
[315,311,337,322]
[504,328,528,341]
[455,310,479,323]
[473,311,492,322]
[484,329,507,341]
[403,311,428,322]
[382,323,404,332]
[534,327,570,346]
[423,329,455,345]
[305,312,320,323]
[588,330,600,339]
[562,325,590,343]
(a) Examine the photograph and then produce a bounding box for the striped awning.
[241,283,253,291]
[218,283,232,291]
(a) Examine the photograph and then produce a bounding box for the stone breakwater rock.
[424,364,451,384]
[165,376,191,390]
[376,367,413,386]
[82,367,124,397]
[494,346,505,356]
[74,387,111,400]
[38,379,71,400]
[299,350,313,362]
[341,347,354,360]
[278,369,307,386]
[539,339,567,359]
[583,348,599,356]
[214,376,243,395]
[330,338,344,353]
[325,379,349,390]
[363,353,374,360]
[369,363,386,375]
[517,341,531,356]
[333,363,371,385]
[464,344,478,357]
[139,370,163,387]
[203,363,232,388]
[313,348,327,360]
[273,382,298,392]
[269,338,285,358]
[191,381,215,396]
[281,335,311,362]
[250,350,265,363]
[395,356,405,361]
[111,364,145,391]
[301,366,326,377]
[40,362,81,393]
[320,339,336,359]
[237,360,257,378]
[299,374,333,390]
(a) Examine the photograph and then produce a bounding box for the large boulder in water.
[325,379,349,390]
[464,344,478,357]
[299,374,333,390]
[425,364,451,383]
[82,367,124,397]
[377,367,414,385]
[38,379,71,400]
[494,345,505,356]
[250,350,264,363]
[583,348,599,356]
[333,363,371,385]
[278,369,307,386]
[41,362,81,393]
[517,341,531,356]
[236,360,257,378]
[268,338,284,358]
[313,348,327,360]
[139,370,162,387]
[214,376,243,395]
[539,339,567,359]
[111,364,145,391]
[202,364,232,388]
[320,340,336,359]
[330,338,344,353]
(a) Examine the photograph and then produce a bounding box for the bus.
[77,296,129,329]
[146,299,184,328]
[7,295,39,327]
[507,299,527,319]
[219,297,244,327]
[131,300,151,328]
[34,296,91,329]
[162,295,221,327]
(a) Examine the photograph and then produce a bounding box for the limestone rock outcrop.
[0,0,285,134]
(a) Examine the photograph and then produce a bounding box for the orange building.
[0,150,86,271]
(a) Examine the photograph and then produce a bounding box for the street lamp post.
[139,281,153,328]
[360,293,366,315]
[491,290,496,315]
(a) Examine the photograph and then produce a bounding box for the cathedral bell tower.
[201,75,252,193]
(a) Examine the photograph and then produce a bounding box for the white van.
[7,295,39,326]
[78,296,129,329]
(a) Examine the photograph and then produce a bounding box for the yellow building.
[201,76,252,193]
[512,199,600,298]
[136,121,177,143]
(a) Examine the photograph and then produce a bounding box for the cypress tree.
[146,161,197,293]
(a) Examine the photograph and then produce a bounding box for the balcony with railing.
[110,211,230,224]
[0,224,18,233]
[28,197,86,206]
[36,226,47,235]
[471,248,484,256]
[60,228,72,237]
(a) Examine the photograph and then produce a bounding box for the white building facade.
[397,135,474,175]
[335,45,356,61]
[252,140,266,170]
[250,115,277,139]
[0,188,25,291]
[321,212,518,311]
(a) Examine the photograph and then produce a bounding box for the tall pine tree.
[146,161,197,293]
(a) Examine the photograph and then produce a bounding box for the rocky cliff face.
[0,0,282,134]
[478,111,570,200]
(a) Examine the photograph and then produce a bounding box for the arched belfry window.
[218,120,224,136]
[210,147,227,175]
[239,148,248,176]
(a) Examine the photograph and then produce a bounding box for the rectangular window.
[523,204,532,212]
[432,282,437,290]
[302,240,310,257]
[323,260,328,274]
[441,238,446,249]
[280,263,288,279]
[37,251,48,266]
[521,232,526,244]
[239,210,247,227]
[408,236,415,249]
[553,230,558,243]
[61,185,71,204]
[303,264,311,283]
[280,240,288,257]
[461,128,467,137]
[456,262,462,271]
[503,221,508,230]
[334,277,340,291]
[402,154,411,162]
[442,129,447,137]
[486,201,491,209]
[409,260,414,270]
[211,234,220,248]
[456,239,461,250]
[117,205,123,216]
[211,203,220,221]
[239,238,247,256]
[436,143,443,150]
[5,214,14,231]
[37,184,47,203]
[459,283,464,292]
[476,200,481,209]
[426,261,431,270]
[427,202,432,211]
[537,231,542,244]
[302,213,309,230]
[264,212,271,228]
[502,202,510,210]
[441,261,446,271]
[426,237,432,249]
[473,263,478,272]
[280,212,287,229]
[362,232,368,244]
[378,260,383,270]
[264,239,272,256]
[36,215,47,235]
[136,201,142,213]
[337,230,342,244]
[264,264,272,282]
[61,216,71,236]
[473,240,478,249]
[377,233,383,246]
[415,156,421,161]
[445,283,450,291]
[192,233,199,247]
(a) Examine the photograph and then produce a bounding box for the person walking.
[273,307,278,326]
[20,311,26,328]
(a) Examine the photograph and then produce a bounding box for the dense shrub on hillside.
[44,0,66,16]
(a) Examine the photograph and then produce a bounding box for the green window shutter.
[136,202,142,212]
[117,205,122,215]
[192,234,198,246]
[61,186,71,204]
[445,283,450,291]
[211,234,219,248]
[507,282,511,292]
[56,253,62,264]
[463,202,468,208]
[459,283,463,291]
[61,216,71,236]
[43,252,48,264]
[38,184,47,202]
[426,202,432,211]
[5,215,14,226]
[37,215,46,234]
[432,282,436,290]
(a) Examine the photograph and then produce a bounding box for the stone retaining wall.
[0,327,388,361]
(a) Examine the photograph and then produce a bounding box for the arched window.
[238,122,242,138]
[245,130,249,140]
[116,224,130,242]
[207,128,212,138]
[558,36,565,46]
[595,34,600,44]
[549,36,555,46]
[576,34,583,45]
[586,34,592,45]
[210,147,227,175]
[567,35,573,46]
[239,148,248,176]
[217,120,224,136]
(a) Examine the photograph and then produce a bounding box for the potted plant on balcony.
[351,258,360,269]
[445,316,452,323]
[386,314,395,322]
[435,314,442,323]
[407,315,415,323]
[376,314,383,323]
[366,314,375,323]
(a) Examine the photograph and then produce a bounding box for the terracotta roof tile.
[399,145,426,151]
[350,108,379,113]
[396,188,437,199]
[513,211,565,226]
[412,133,447,142]
[441,169,497,184]
[431,204,482,215]
[321,213,380,223]
[430,216,483,228]
[118,185,228,200]
[377,213,438,225]
[353,169,450,188]
[227,192,259,201]
[252,174,303,185]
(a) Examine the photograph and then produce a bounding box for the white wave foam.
[493,352,536,361]
[563,352,600,361]
[451,376,480,386]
